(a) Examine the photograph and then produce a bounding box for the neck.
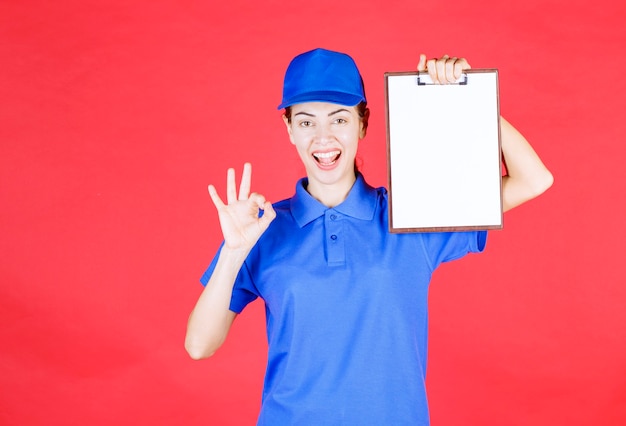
[306,174,357,208]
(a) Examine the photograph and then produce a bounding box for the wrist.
[219,245,251,266]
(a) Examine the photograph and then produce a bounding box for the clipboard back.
[385,69,502,233]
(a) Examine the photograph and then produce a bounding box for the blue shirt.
[201,174,487,425]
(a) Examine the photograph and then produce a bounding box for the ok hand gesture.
[208,163,276,252]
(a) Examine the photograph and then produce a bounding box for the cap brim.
[277,91,364,110]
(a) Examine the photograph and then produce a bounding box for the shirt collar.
[290,173,379,228]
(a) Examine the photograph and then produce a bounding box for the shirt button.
[330,234,338,241]
[330,214,337,220]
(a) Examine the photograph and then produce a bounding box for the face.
[283,102,367,203]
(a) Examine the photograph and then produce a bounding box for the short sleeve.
[199,243,260,314]
[419,230,487,271]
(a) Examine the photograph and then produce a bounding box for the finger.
[435,55,449,84]
[248,192,267,210]
[454,57,471,80]
[426,58,438,84]
[238,163,252,201]
[259,201,277,230]
[226,167,236,204]
[417,54,427,72]
[208,184,225,209]
[445,57,457,83]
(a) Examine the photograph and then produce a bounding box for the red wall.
[1,1,625,424]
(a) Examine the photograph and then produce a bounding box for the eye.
[298,120,314,128]
[333,118,347,125]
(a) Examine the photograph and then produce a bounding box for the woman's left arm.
[499,116,553,211]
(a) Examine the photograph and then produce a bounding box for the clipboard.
[385,69,503,233]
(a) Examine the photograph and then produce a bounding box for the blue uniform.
[201,174,486,425]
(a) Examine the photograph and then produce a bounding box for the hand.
[208,163,276,251]
[417,54,471,84]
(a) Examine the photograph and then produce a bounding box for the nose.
[315,123,333,145]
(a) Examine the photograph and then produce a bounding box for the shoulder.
[266,197,294,226]
[272,197,291,211]
[358,175,388,207]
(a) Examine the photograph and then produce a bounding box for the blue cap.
[278,48,366,110]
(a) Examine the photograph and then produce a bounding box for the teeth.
[313,151,340,159]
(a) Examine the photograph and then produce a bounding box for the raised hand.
[417,54,471,84]
[208,163,276,252]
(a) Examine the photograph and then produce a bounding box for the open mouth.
[313,150,341,166]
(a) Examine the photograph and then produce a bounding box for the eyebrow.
[293,108,351,118]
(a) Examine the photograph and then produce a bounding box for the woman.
[185,48,553,425]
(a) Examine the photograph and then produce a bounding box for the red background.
[1,1,625,425]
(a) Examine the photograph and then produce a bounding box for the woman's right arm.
[185,163,276,360]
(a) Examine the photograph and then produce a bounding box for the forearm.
[185,247,248,360]
[500,117,554,211]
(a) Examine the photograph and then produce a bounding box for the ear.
[359,108,370,139]
[282,114,295,144]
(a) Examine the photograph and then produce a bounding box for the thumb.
[417,54,427,72]
[259,201,276,229]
